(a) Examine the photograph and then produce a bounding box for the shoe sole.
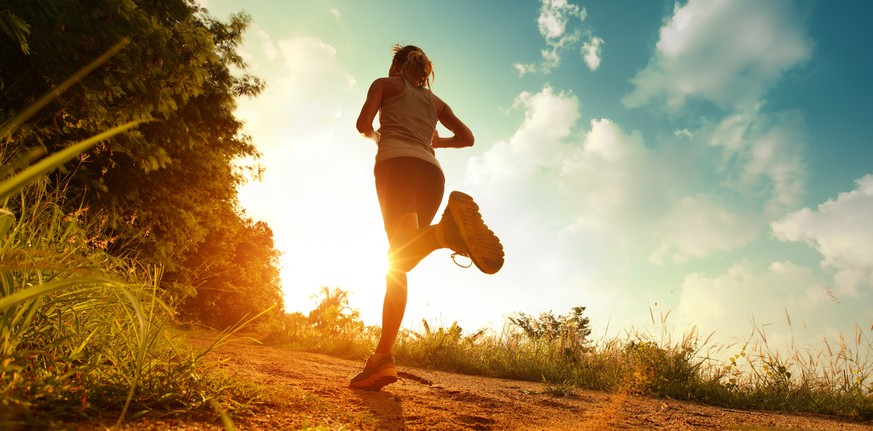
[446,192,504,274]
[348,367,398,391]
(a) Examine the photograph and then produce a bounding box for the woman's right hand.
[361,129,380,143]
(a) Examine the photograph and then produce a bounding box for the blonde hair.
[391,44,434,88]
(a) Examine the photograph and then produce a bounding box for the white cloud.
[244,26,277,61]
[649,195,759,265]
[466,85,783,274]
[623,0,813,110]
[467,87,705,275]
[464,86,673,240]
[705,106,807,216]
[771,175,873,296]
[558,118,767,267]
[458,82,855,351]
[560,118,665,231]
[465,86,579,230]
[513,63,535,77]
[537,0,586,40]
[581,36,604,71]
[639,106,808,265]
[677,260,834,349]
[514,0,603,75]
[235,36,356,147]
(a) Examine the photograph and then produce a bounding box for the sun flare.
[273,225,389,324]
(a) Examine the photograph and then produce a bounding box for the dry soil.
[108,338,873,431]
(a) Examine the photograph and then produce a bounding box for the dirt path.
[123,339,871,430]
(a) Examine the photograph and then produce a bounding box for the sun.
[236,154,390,325]
[274,226,389,325]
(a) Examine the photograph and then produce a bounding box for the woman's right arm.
[432,95,474,149]
[357,79,385,142]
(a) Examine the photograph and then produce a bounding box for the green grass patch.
[0,178,263,428]
[267,291,873,422]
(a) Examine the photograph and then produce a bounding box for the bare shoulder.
[430,92,448,117]
[378,76,405,100]
[369,77,390,90]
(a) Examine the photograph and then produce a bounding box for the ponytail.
[391,44,435,88]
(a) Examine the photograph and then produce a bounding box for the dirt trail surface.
[123,338,870,430]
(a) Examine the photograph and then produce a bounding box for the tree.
[0,0,279,318]
[178,214,284,328]
[508,306,592,358]
[0,8,30,57]
[308,287,363,334]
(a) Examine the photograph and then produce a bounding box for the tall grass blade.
[0,277,114,312]
[192,305,279,363]
[0,148,45,181]
[209,398,237,431]
[116,285,148,426]
[0,209,12,238]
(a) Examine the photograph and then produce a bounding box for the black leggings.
[374,157,445,240]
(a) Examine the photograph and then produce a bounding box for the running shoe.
[439,191,504,274]
[348,353,398,391]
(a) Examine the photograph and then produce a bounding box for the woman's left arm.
[431,94,474,149]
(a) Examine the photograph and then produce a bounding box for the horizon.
[199,0,872,355]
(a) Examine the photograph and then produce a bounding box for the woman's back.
[376,77,439,166]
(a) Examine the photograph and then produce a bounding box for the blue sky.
[199,0,872,355]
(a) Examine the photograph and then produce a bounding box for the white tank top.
[375,77,441,170]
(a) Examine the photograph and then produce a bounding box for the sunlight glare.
[275,227,389,326]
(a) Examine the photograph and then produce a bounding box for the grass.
[267,297,873,422]
[0,149,264,430]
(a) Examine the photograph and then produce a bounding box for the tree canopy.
[508,306,592,358]
[1,0,282,325]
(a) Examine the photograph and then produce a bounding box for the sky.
[198,0,872,355]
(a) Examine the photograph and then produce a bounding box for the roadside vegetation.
[2,1,279,428]
[269,287,873,422]
[0,171,263,429]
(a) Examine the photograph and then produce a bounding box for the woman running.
[349,44,504,391]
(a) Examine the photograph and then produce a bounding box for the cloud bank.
[623,0,812,111]
[772,175,873,297]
